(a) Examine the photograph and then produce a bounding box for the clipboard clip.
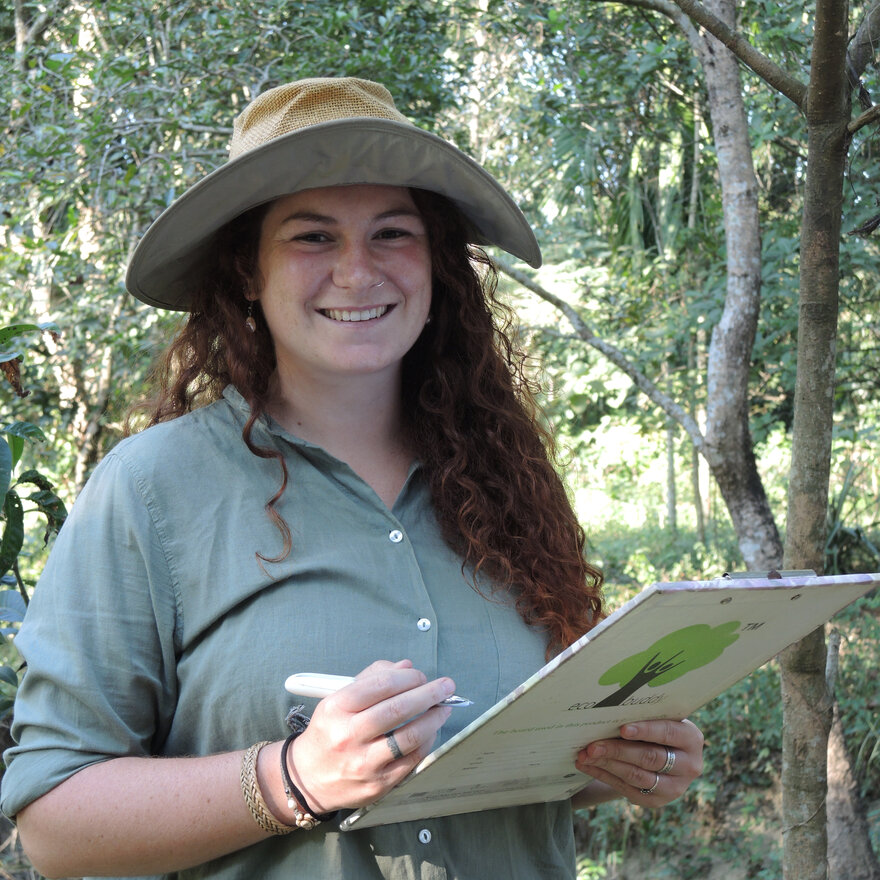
[722,569,817,579]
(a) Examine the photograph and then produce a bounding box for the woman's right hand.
[281,659,455,813]
[15,660,454,877]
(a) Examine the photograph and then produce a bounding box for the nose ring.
[372,280,385,288]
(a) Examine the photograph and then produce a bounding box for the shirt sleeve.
[1,449,180,819]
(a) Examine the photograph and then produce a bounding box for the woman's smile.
[319,304,392,323]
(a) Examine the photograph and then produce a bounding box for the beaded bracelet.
[280,731,339,830]
[240,741,296,836]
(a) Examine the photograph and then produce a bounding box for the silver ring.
[385,732,403,760]
[640,773,661,795]
[659,748,676,775]
[372,280,386,288]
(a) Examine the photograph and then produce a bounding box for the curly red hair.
[136,189,603,655]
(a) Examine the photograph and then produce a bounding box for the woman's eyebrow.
[277,207,422,225]
[278,210,337,225]
[374,208,422,221]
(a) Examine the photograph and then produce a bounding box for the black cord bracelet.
[280,731,339,829]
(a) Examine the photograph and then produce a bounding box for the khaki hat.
[125,77,542,311]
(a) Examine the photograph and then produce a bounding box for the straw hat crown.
[230,78,411,159]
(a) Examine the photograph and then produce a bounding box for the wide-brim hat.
[125,77,542,311]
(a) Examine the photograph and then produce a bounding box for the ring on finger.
[659,747,675,775]
[640,773,661,795]
[385,732,404,761]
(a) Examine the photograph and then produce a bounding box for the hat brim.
[125,118,542,310]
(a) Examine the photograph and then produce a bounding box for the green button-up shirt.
[2,387,577,879]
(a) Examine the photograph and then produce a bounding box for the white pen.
[284,672,473,707]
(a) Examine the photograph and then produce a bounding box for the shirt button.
[417,618,432,632]
[388,529,404,543]
[418,828,432,844]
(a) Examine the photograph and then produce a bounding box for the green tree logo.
[594,621,741,707]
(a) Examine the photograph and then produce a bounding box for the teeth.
[323,305,389,322]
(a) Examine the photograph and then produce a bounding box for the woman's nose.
[331,242,383,291]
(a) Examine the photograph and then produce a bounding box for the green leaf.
[0,439,10,500]
[0,322,59,365]
[4,422,47,444]
[0,590,26,623]
[44,52,75,73]
[0,490,24,580]
[0,322,59,348]
[0,324,43,348]
[15,469,53,491]
[7,434,23,468]
[27,488,68,532]
[0,665,18,688]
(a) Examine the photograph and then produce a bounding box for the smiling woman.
[0,77,703,880]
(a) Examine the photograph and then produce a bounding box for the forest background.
[2,1,880,878]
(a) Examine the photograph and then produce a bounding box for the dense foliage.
[2,0,879,876]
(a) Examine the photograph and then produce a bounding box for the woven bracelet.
[240,741,297,836]
[280,731,339,830]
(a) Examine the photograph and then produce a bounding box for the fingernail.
[442,678,455,696]
[590,744,605,759]
[622,725,638,738]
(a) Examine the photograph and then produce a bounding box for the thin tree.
[499,0,880,874]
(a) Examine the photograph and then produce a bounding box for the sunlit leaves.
[2,0,469,498]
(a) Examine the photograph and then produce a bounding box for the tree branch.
[845,0,880,116]
[847,102,880,134]
[494,258,706,454]
[13,0,64,76]
[603,0,704,53]
[601,0,807,108]
[14,0,51,49]
[123,118,233,137]
[672,0,808,107]
[847,0,880,85]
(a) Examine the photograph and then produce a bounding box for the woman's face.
[255,184,432,389]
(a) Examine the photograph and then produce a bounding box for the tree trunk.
[686,109,707,544]
[691,0,783,570]
[666,420,677,531]
[664,363,678,532]
[827,701,880,879]
[779,0,851,877]
[780,628,833,880]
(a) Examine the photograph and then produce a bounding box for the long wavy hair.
[137,188,603,655]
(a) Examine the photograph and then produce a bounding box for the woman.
[1,77,703,879]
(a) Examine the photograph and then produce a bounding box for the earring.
[425,314,433,325]
[245,301,256,333]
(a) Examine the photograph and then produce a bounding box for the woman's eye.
[294,232,331,243]
[376,228,410,240]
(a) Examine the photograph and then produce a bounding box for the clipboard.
[340,570,879,830]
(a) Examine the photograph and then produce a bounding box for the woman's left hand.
[574,718,704,807]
